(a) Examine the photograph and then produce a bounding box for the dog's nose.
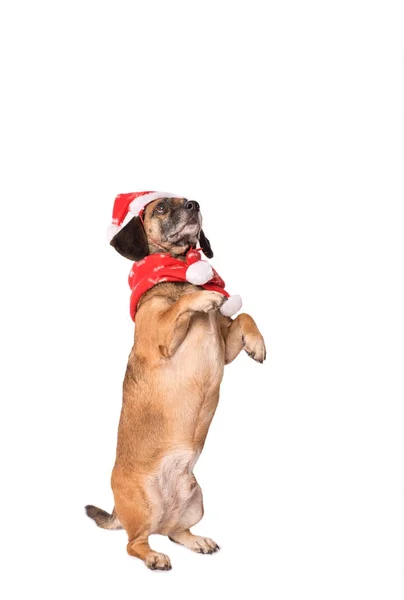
[184,200,200,212]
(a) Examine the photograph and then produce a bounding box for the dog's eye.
[156,203,166,213]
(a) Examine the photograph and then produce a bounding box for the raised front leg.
[224,313,266,365]
[138,290,226,359]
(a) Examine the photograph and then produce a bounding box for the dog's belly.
[146,447,203,534]
[144,314,224,533]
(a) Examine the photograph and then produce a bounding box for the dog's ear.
[199,229,214,258]
[110,216,149,261]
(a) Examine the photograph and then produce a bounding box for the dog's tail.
[85,505,123,530]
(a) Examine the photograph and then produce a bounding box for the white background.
[0,1,403,598]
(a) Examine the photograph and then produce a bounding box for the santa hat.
[107,191,179,242]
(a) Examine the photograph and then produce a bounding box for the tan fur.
[87,199,266,570]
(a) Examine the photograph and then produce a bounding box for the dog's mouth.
[167,214,201,241]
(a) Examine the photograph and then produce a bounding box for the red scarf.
[128,249,229,321]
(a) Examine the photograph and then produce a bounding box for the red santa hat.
[107,191,179,242]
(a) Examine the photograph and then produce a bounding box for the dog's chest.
[172,311,225,386]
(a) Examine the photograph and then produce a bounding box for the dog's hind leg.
[113,477,172,571]
[168,483,220,555]
[169,530,220,555]
[127,536,172,571]
[123,511,173,570]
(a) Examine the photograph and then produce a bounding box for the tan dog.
[86,197,266,570]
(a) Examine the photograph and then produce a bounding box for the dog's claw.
[243,334,266,363]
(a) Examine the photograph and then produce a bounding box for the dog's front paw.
[243,334,266,363]
[190,291,226,314]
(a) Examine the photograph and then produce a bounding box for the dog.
[86,196,266,570]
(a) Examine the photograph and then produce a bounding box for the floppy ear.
[199,229,214,258]
[110,216,149,261]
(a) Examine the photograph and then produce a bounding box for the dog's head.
[110,197,213,261]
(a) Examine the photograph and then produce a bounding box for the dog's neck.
[148,241,191,261]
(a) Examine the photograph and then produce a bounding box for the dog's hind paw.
[145,552,172,571]
[169,533,220,555]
